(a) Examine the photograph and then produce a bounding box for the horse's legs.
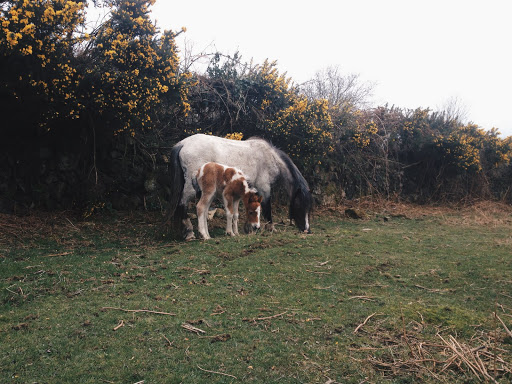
[197,191,214,240]
[180,179,197,240]
[261,196,275,232]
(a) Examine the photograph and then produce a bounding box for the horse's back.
[178,134,281,193]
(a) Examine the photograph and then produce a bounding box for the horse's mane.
[276,148,311,194]
[247,136,312,209]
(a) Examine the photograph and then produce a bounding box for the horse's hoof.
[184,231,195,241]
[264,223,275,232]
[197,232,210,240]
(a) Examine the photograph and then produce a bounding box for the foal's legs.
[223,195,237,236]
[232,198,240,236]
[197,191,215,240]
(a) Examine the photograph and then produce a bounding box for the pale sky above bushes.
[91,0,512,137]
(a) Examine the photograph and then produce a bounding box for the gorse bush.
[0,0,86,128]
[324,106,512,201]
[181,56,334,171]
[1,0,511,212]
[0,0,191,210]
[1,0,190,133]
[82,0,191,136]
[265,97,333,171]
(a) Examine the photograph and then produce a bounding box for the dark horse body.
[168,134,312,239]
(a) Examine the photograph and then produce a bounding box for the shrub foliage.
[1,1,511,212]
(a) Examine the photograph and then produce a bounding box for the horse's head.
[244,192,263,234]
[290,187,312,233]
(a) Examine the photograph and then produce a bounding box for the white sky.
[110,0,512,136]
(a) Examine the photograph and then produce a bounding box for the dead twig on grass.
[495,312,512,338]
[306,270,332,275]
[181,323,206,334]
[354,313,382,334]
[102,307,176,316]
[313,285,335,290]
[348,295,376,301]
[113,320,124,331]
[197,365,237,380]
[44,251,73,258]
[414,284,451,293]
[162,334,173,347]
[257,311,288,321]
[243,311,288,322]
[200,333,232,343]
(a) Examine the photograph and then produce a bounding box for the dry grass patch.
[351,311,512,383]
[322,198,512,227]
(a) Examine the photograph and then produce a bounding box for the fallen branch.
[162,334,173,347]
[242,311,288,322]
[113,320,124,331]
[211,310,225,316]
[102,307,176,316]
[414,285,444,293]
[44,251,73,258]
[354,313,381,334]
[182,323,206,334]
[495,312,512,338]
[256,311,288,321]
[197,365,237,380]
[313,285,335,290]
[306,270,332,275]
[348,295,376,301]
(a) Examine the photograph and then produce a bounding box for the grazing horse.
[194,162,262,240]
[169,134,312,240]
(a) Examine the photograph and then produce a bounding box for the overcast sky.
[141,1,511,137]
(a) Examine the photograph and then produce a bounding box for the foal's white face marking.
[256,205,261,229]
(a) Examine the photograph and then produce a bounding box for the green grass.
[1,206,511,383]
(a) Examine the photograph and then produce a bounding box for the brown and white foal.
[194,162,262,240]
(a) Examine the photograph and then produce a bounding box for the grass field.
[1,202,511,383]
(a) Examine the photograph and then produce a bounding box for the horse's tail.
[168,143,185,225]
